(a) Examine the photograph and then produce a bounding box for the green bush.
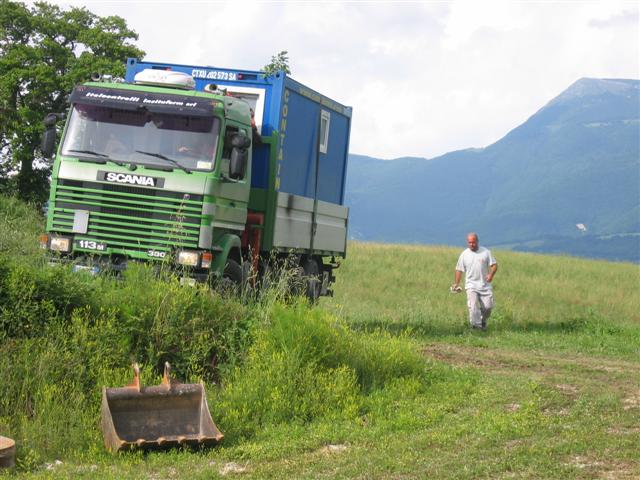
[263,304,428,391]
[0,262,97,339]
[0,195,44,260]
[215,304,428,441]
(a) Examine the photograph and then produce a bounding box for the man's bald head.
[467,232,479,251]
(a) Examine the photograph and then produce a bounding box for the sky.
[43,1,639,159]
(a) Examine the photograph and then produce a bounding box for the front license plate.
[72,265,100,275]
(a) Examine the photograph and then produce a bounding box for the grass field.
[0,197,638,479]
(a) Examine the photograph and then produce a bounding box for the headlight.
[49,236,71,253]
[177,250,200,266]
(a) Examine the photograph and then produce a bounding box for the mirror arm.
[220,173,240,183]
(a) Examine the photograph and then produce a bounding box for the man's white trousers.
[466,290,494,328]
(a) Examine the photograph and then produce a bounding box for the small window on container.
[319,110,330,154]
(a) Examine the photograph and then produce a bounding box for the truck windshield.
[61,103,220,171]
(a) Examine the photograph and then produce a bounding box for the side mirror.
[41,128,56,158]
[229,147,248,180]
[231,134,251,149]
[43,113,59,128]
[41,113,64,158]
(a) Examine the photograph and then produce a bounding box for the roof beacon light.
[134,69,196,90]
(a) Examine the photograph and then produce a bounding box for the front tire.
[214,258,246,295]
[223,258,243,284]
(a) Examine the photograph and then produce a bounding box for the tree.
[262,50,291,77]
[0,0,144,203]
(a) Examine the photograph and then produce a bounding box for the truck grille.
[51,179,204,252]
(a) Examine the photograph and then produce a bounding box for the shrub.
[0,195,44,260]
[215,304,428,441]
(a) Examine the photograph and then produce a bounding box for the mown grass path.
[423,342,639,478]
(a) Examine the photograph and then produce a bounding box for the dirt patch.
[318,444,348,455]
[564,456,639,479]
[219,462,248,475]
[555,384,579,396]
[622,390,640,410]
[423,344,636,376]
[504,439,523,449]
[422,344,637,388]
[607,426,640,435]
[599,466,640,480]
[423,343,640,406]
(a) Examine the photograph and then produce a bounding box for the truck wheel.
[223,258,243,284]
[216,258,245,294]
[301,257,321,303]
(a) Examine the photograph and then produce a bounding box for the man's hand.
[450,284,462,293]
[486,264,497,283]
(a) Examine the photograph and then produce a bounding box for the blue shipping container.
[125,59,352,206]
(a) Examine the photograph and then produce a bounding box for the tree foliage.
[0,0,144,203]
[262,50,291,77]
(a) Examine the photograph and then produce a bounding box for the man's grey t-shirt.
[455,247,497,293]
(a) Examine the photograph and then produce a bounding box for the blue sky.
[46,1,639,159]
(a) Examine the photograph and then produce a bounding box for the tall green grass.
[0,195,429,472]
[0,195,44,260]
[216,304,426,442]
[0,262,254,462]
[2,195,638,478]
[326,242,640,358]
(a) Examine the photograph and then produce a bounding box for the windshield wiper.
[68,149,128,167]
[68,149,108,158]
[135,150,192,174]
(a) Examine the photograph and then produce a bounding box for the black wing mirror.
[41,113,64,158]
[231,133,251,149]
[229,134,250,179]
[229,148,248,179]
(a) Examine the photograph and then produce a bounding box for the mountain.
[345,78,640,263]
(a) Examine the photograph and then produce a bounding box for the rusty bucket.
[101,363,223,452]
[0,436,15,468]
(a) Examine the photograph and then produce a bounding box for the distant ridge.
[547,78,639,106]
[345,78,640,263]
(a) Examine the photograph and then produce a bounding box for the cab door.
[211,122,251,233]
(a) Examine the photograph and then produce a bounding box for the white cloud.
[35,0,640,159]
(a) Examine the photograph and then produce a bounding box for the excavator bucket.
[101,363,223,452]
[0,436,15,469]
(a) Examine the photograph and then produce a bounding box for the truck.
[40,58,352,299]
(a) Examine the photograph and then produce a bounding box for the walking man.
[452,233,498,330]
